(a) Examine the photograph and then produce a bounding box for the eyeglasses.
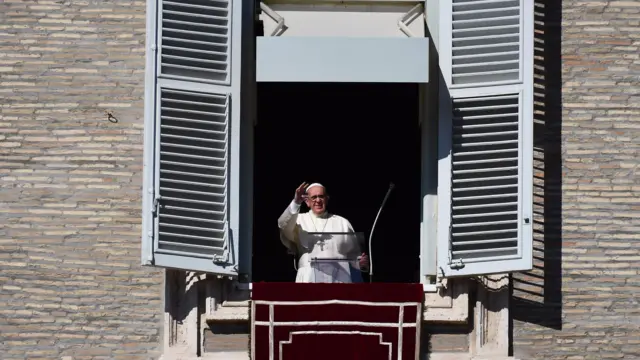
[306,195,326,202]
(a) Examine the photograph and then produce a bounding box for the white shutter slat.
[449,94,520,263]
[452,247,518,257]
[453,219,517,228]
[159,0,231,84]
[156,88,230,260]
[447,0,523,87]
[163,0,228,12]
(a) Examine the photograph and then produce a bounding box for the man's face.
[305,186,328,215]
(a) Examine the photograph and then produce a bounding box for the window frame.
[141,0,534,282]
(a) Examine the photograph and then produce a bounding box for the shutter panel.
[159,0,231,84]
[142,0,250,276]
[156,89,230,261]
[441,0,526,89]
[437,0,533,277]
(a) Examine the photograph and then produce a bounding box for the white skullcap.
[305,183,325,192]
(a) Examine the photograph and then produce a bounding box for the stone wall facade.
[1,0,639,359]
[0,0,164,358]
[512,1,640,359]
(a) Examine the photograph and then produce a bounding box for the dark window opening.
[253,83,421,283]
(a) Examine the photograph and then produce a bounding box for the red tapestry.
[251,283,423,360]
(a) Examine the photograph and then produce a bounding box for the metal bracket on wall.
[260,2,288,36]
[398,3,424,37]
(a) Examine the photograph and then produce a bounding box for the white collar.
[309,211,329,219]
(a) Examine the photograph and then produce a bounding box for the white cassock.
[278,200,362,283]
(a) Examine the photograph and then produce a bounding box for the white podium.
[306,231,366,283]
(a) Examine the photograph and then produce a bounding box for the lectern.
[305,231,366,283]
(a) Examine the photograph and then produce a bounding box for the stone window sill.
[206,279,469,324]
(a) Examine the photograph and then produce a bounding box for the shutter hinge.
[152,196,162,216]
[450,258,465,270]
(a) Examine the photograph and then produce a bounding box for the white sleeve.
[287,200,301,214]
[277,200,302,251]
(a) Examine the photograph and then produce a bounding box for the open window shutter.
[142,0,249,276]
[440,0,526,89]
[436,0,533,277]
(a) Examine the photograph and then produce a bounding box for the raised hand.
[294,182,309,204]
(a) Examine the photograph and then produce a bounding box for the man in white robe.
[278,182,369,283]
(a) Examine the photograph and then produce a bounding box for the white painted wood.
[141,0,159,266]
[437,84,533,277]
[439,0,529,89]
[157,0,232,85]
[419,83,438,279]
[143,0,255,276]
[436,0,534,278]
[260,3,425,38]
[425,0,440,51]
[256,37,429,83]
[153,85,230,261]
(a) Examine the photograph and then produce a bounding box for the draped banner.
[251,283,423,360]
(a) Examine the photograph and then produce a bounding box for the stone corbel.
[204,280,251,322]
[161,270,251,360]
[161,270,207,359]
[201,279,251,359]
[423,278,469,322]
[469,274,515,360]
[426,275,515,360]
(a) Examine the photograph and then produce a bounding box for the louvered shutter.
[436,0,533,277]
[142,0,251,276]
[440,0,527,89]
[158,0,231,84]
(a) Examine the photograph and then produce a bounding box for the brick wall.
[3,0,640,359]
[0,0,163,359]
[512,1,640,359]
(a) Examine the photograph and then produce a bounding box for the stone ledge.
[430,355,518,360]
[206,300,251,322]
[160,352,520,360]
[206,281,470,324]
[161,353,249,360]
[423,279,468,322]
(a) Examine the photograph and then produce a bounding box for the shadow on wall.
[510,0,564,345]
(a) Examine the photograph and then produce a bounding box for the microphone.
[368,182,395,283]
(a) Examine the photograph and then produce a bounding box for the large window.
[252,83,421,283]
[140,0,535,284]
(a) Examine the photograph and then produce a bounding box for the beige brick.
[0,1,162,359]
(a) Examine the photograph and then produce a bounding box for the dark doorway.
[253,83,421,283]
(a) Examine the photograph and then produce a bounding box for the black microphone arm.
[368,182,395,283]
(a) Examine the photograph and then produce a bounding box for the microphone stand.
[368,182,395,283]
